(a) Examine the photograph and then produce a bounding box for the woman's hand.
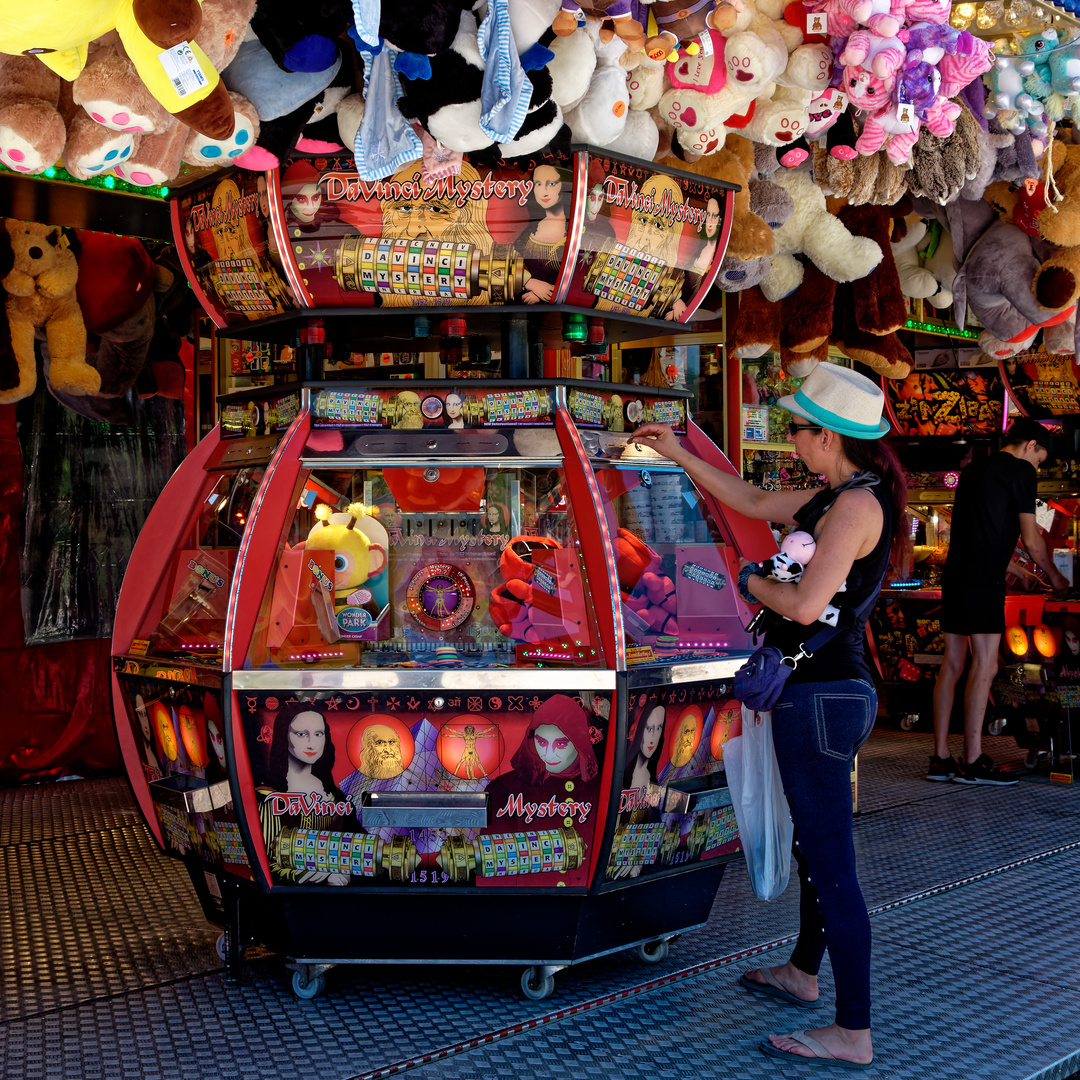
[665,299,687,321]
[630,422,684,461]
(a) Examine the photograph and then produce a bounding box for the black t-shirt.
[764,473,894,684]
[942,452,1037,590]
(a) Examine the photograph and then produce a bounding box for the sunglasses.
[788,421,823,436]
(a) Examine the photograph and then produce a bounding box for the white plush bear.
[657,0,831,154]
[743,84,812,146]
[564,20,632,146]
[759,169,883,302]
[891,218,957,310]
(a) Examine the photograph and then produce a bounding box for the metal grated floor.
[0,729,1077,1080]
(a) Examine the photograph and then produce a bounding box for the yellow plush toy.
[2,219,101,404]
[0,0,234,140]
[303,503,389,622]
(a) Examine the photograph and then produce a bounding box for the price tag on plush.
[895,99,918,132]
[807,11,827,34]
[157,43,209,98]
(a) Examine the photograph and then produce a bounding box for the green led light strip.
[904,319,980,339]
[0,161,168,199]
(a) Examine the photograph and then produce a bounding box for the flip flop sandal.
[739,969,825,1009]
[759,1030,874,1070]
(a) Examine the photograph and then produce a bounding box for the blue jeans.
[771,678,877,1030]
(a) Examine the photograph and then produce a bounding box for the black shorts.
[940,580,1005,636]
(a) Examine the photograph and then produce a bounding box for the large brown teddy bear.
[1,220,100,405]
[656,134,775,262]
[984,139,1080,317]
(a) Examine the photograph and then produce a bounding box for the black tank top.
[763,472,893,684]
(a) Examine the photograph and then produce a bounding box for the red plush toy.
[613,527,659,591]
[613,527,679,637]
[489,535,571,642]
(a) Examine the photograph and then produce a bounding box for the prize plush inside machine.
[111,147,779,1000]
[867,361,1080,781]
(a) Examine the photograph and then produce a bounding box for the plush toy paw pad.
[113,166,161,187]
[664,98,698,129]
[680,127,723,154]
[728,50,762,83]
[72,133,135,175]
[0,131,48,173]
[779,146,808,167]
[769,115,805,143]
[830,145,858,160]
[233,146,280,171]
[84,103,156,133]
[186,115,254,165]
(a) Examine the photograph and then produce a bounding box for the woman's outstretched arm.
[630,423,817,526]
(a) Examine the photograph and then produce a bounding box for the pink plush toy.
[837,0,904,38]
[840,30,906,78]
[842,61,921,163]
[775,529,817,569]
[768,529,845,626]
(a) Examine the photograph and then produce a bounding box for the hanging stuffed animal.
[1,220,100,404]
[0,0,236,140]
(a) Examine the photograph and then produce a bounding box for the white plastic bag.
[725,705,794,902]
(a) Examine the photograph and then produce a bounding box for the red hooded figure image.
[484,694,600,833]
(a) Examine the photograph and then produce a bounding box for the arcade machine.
[111,148,777,1000]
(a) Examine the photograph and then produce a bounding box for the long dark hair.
[839,433,908,556]
[265,700,343,800]
[623,702,665,788]
[530,161,572,220]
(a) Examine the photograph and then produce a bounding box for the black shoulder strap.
[794,584,881,662]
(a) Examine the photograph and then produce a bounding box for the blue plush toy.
[1019,28,1080,121]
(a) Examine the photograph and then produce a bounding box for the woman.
[689,197,722,279]
[482,502,510,536]
[258,701,352,885]
[519,162,571,305]
[632,363,906,1070]
[623,703,666,793]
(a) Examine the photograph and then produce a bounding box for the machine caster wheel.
[520,967,555,1001]
[987,716,1008,736]
[292,970,326,1000]
[215,933,228,962]
[636,939,670,964]
[900,714,918,732]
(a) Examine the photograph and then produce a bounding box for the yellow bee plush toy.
[303,502,389,632]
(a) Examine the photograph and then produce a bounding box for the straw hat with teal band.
[777,363,890,439]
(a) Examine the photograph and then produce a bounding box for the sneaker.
[953,753,1019,786]
[925,755,958,781]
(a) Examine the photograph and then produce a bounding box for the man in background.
[929,418,1069,785]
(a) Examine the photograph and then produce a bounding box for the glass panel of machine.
[136,467,266,663]
[596,465,745,663]
[247,465,603,670]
